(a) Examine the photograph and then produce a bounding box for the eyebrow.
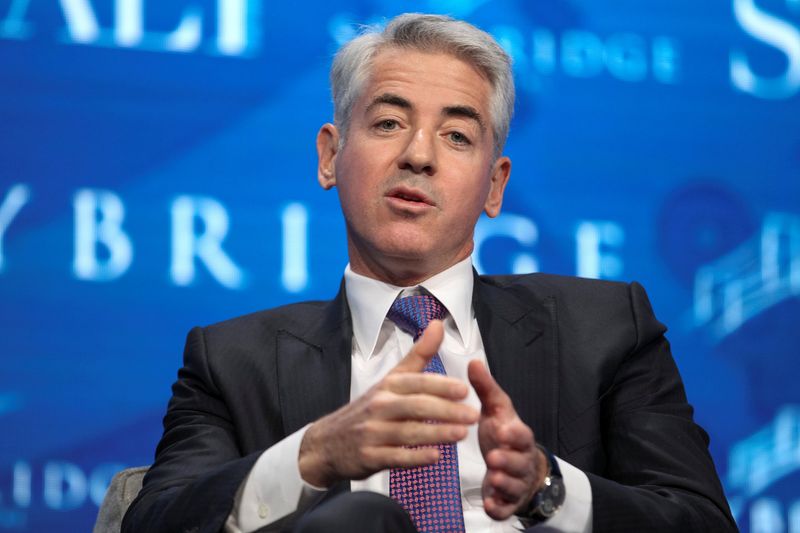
[366,93,412,114]
[365,93,486,132]
[443,105,485,132]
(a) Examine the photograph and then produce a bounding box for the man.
[122,13,736,533]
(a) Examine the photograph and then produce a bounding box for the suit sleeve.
[586,282,737,532]
[122,326,262,533]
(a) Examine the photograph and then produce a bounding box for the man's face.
[317,48,511,283]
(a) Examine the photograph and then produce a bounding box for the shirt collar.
[344,257,475,358]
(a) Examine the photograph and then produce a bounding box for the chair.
[93,466,148,533]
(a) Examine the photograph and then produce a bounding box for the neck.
[347,245,472,287]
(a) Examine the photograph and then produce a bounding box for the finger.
[371,420,469,446]
[485,448,536,479]
[384,372,469,400]
[483,493,517,520]
[468,359,512,413]
[378,393,479,424]
[393,320,444,374]
[495,420,535,451]
[362,445,440,471]
[486,470,529,504]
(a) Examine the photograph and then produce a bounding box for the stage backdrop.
[1,0,798,531]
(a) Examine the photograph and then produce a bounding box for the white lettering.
[653,36,680,83]
[576,221,624,279]
[532,28,557,75]
[731,0,800,99]
[59,0,100,43]
[12,461,31,508]
[72,189,133,281]
[752,498,786,532]
[88,463,126,506]
[605,33,648,82]
[43,462,87,511]
[218,0,253,55]
[561,30,605,78]
[0,0,34,39]
[493,25,528,74]
[473,214,538,275]
[2,0,260,57]
[164,7,202,52]
[281,202,308,293]
[115,0,142,47]
[0,183,31,273]
[790,501,800,533]
[170,195,244,289]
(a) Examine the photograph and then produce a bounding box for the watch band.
[516,444,566,527]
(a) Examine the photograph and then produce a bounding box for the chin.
[379,243,433,263]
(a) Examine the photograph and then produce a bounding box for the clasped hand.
[298,320,547,520]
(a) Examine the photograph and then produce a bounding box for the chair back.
[93,466,149,533]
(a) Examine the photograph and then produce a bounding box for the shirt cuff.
[226,424,328,532]
[529,456,593,532]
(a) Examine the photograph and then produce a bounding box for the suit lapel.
[276,282,352,437]
[473,273,561,454]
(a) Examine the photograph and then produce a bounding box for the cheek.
[336,149,388,200]
[452,182,492,214]
[337,178,378,220]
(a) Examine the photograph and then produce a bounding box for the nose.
[398,128,437,176]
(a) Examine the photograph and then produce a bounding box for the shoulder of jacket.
[479,272,630,298]
[200,299,332,338]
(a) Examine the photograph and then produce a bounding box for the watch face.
[550,480,563,500]
[541,499,557,516]
[538,476,566,518]
[523,445,566,523]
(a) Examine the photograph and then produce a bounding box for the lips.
[385,186,436,207]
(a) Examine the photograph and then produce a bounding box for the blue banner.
[1,1,798,531]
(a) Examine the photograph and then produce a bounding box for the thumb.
[468,359,511,413]
[393,320,444,373]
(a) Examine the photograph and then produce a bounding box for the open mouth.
[385,186,435,207]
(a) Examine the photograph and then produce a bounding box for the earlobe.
[316,123,339,190]
[484,156,511,218]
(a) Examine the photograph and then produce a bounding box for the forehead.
[358,48,493,116]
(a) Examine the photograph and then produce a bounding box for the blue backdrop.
[1,1,798,531]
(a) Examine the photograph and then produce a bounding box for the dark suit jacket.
[122,273,737,533]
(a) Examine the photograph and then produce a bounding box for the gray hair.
[330,13,515,157]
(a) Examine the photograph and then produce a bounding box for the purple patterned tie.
[387,294,466,533]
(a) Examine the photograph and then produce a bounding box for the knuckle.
[404,422,421,442]
[359,419,378,439]
[522,424,533,440]
[357,446,376,467]
[399,448,418,465]
[404,396,423,417]
[367,391,391,414]
[450,425,466,440]
[410,422,431,444]
[491,471,507,487]
[352,421,369,442]
[361,395,376,417]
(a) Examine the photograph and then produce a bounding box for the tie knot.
[388,294,446,340]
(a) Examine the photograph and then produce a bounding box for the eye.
[448,131,471,145]
[376,119,398,131]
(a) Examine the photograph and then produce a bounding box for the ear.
[483,156,511,218]
[316,123,340,190]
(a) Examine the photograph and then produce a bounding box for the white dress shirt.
[227,258,592,532]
